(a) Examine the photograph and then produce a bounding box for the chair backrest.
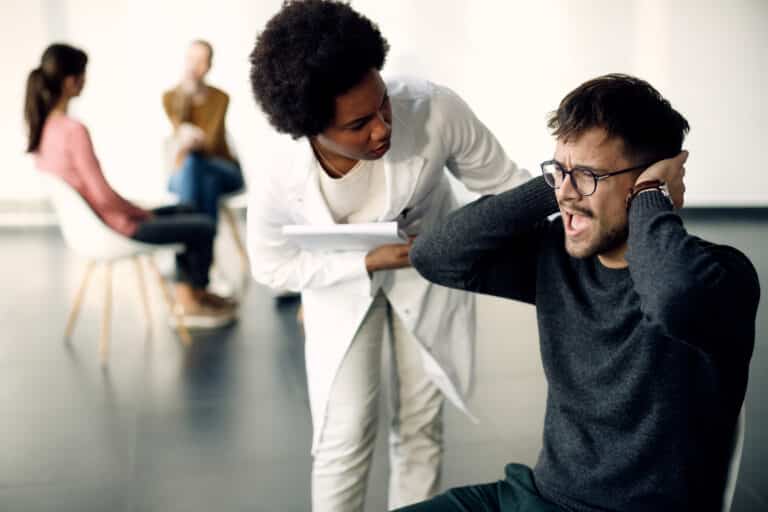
[722,404,746,512]
[40,172,157,261]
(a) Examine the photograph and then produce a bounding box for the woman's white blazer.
[247,78,531,452]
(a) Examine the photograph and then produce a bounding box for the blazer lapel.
[293,144,335,225]
[378,154,426,222]
[303,169,336,225]
[377,104,427,222]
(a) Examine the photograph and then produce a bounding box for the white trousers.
[311,291,445,512]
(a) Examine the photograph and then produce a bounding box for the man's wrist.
[626,180,672,210]
[634,169,664,187]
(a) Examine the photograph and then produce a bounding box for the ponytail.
[24,67,59,153]
[24,44,88,153]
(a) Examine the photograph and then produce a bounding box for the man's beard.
[565,220,629,259]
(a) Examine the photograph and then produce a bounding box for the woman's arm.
[433,86,531,195]
[246,175,371,292]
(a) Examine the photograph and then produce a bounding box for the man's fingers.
[678,150,689,164]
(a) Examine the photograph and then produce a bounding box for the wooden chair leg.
[64,261,96,341]
[145,256,192,346]
[99,262,112,366]
[133,256,152,333]
[221,205,250,277]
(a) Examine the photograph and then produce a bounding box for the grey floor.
[0,209,766,511]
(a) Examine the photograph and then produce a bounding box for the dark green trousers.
[392,464,565,512]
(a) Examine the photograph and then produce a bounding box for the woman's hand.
[365,238,415,273]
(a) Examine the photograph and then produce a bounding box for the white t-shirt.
[317,158,386,224]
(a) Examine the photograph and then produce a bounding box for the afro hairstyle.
[250,0,390,139]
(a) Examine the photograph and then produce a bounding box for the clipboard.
[281,221,407,251]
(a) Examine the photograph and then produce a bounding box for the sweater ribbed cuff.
[628,189,675,223]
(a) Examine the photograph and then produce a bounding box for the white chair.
[722,404,746,511]
[219,189,250,287]
[41,172,191,365]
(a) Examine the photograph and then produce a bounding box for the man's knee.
[390,490,469,512]
[180,152,208,176]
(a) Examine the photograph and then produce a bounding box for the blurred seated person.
[163,40,243,223]
[26,43,237,327]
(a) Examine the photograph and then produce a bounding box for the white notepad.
[282,222,407,251]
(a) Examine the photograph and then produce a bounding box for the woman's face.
[315,69,392,161]
[64,72,86,98]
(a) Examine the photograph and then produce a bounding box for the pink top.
[35,113,149,236]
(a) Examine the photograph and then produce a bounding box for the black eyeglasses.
[540,160,651,196]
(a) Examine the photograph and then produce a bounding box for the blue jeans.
[169,153,244,223]
[132,204,215,288]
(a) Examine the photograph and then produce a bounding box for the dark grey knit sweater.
[411,176,760,511]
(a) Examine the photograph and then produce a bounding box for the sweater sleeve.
[625,191,760,351]
[411,176,559,303]
[69,123,149,220]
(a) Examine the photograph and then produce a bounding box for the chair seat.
[94,241,184,263]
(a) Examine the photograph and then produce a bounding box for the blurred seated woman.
[25,43,236,328]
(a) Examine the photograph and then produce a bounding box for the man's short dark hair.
[249,0,389,139]
[548,74,690,164]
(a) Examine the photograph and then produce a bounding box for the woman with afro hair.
[247,2,530,510]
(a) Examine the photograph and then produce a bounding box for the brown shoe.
[199,291,239,310]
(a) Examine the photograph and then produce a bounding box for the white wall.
[1,0,766,206]
[0,0,49,202]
